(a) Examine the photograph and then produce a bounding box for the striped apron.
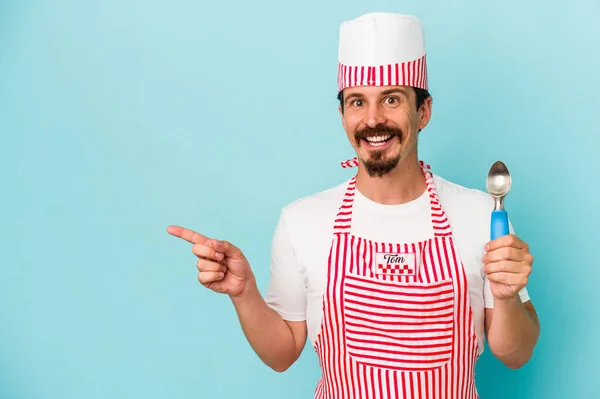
[313,160,479,399]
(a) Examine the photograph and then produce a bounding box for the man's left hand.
[482,234,534,301]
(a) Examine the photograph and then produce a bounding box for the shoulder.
[280,179,349,227]
[432,172,495,242]
[276,179,349,246]
[433,173,494,216]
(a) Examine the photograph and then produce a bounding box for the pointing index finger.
[167,225,208,245]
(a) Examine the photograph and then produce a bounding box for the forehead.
[344,85,413,97]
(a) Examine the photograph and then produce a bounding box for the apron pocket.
[342,272,455,372]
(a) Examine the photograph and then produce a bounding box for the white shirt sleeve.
[483,219,531,308]
[264,210,307,321]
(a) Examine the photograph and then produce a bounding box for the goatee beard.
[363,152,402,177]
[354,124,403,178]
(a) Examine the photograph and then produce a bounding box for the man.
[168,12,540,398]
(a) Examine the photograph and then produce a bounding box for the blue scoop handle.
[490,210,509,240]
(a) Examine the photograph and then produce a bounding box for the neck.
[355,155,427,205]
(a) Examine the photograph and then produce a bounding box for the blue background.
[1,0,599,398]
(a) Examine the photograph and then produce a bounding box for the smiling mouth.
[362,135,395,147]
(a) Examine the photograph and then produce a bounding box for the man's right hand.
[167,225,255,298]
[167,224,307,372]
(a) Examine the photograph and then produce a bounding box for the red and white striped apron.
[313,160,480,399]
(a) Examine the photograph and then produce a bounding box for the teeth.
[365,135,391,144]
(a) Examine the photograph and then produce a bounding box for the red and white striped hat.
[337,12,428,92]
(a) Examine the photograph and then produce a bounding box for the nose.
[364,102,387,128]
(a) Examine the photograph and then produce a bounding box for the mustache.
[354,125,404,141]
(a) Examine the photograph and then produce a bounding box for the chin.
[362,154,402,177]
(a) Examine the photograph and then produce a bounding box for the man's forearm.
[229,279,304,372]
[487,297,540,369]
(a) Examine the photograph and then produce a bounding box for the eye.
[384,96,398,105]
[351,99,364,107]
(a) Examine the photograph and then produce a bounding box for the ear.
[418,97,433,131]
[339,105,347,131]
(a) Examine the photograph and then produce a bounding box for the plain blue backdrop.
[1,1,599,398]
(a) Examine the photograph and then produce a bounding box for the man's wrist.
[493,294,522,309]
[229,277,259,305]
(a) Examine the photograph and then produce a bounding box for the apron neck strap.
[341,157,431,171]
[333,158,452,237]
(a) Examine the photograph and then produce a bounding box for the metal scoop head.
[486,160,511,210]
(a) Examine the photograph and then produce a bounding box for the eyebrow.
[380,88,408,96]
[344,93,364,103]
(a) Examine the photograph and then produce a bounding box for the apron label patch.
[374,252,417,276]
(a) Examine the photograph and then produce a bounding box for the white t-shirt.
[264,172,530,355]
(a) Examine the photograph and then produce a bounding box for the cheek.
[343,114,361,134]
[401,107,416,124]
[397,109,419,132]
[387,109,413,132]
[345,112,361,126]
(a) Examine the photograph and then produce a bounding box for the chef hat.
[337,12,428,92]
